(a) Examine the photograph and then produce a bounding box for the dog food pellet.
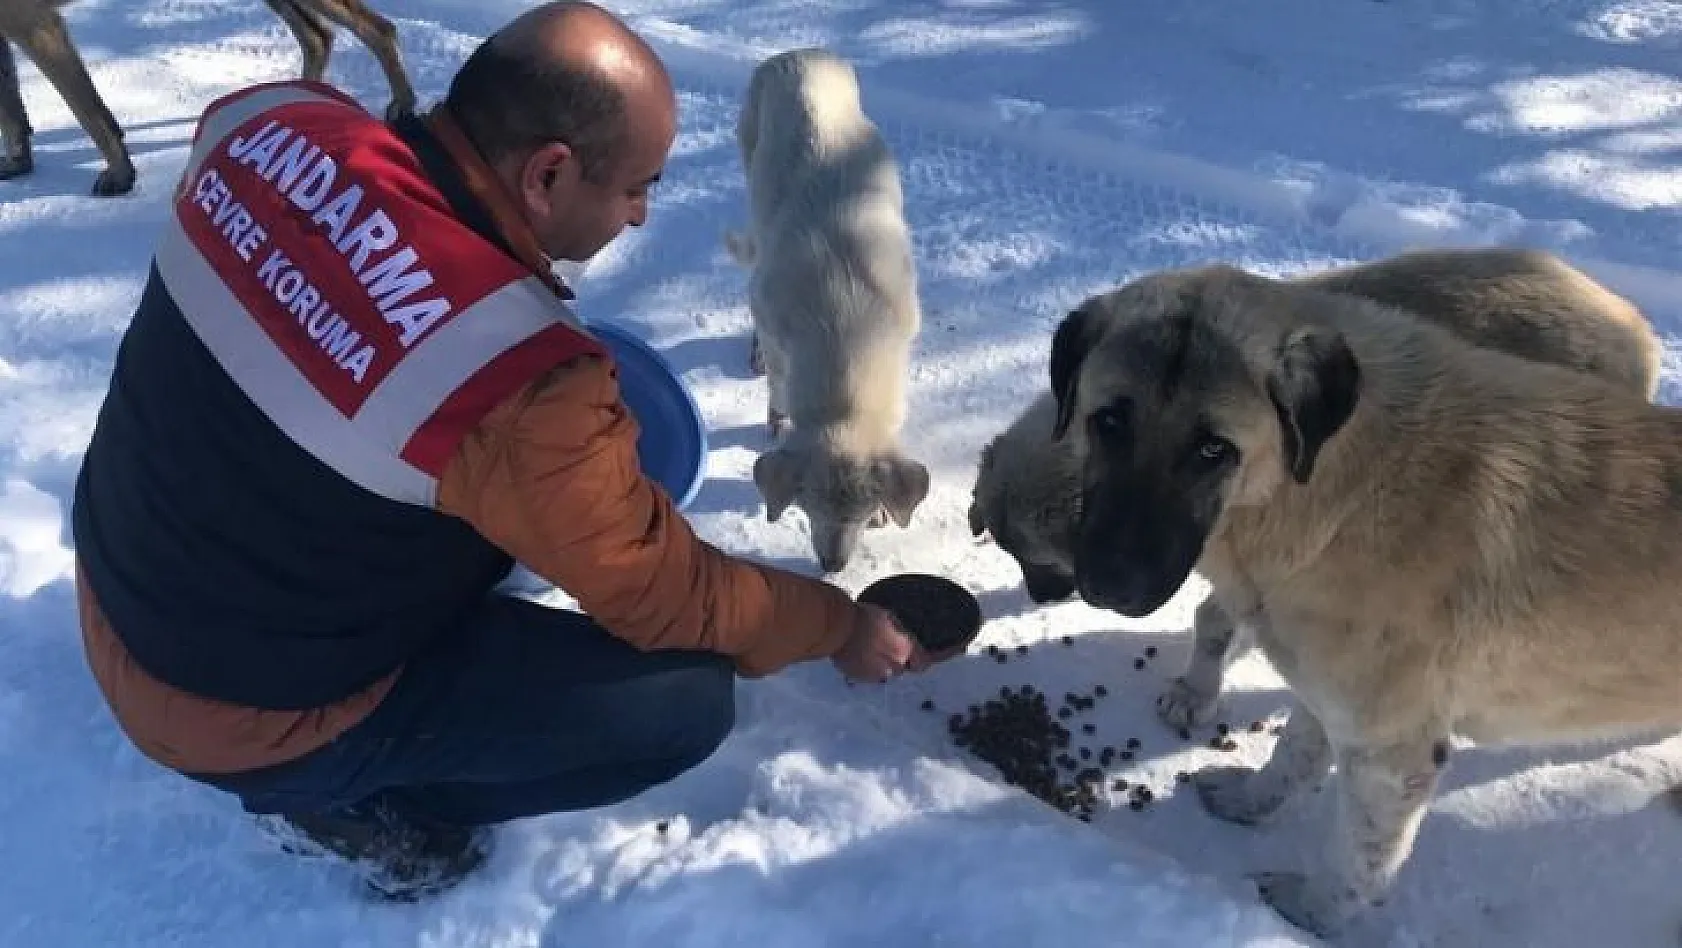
[1144,646,1158,658]
[1120,750,1134,761]
[1093,685,1108,698]
[1081,723,1096,735]
[1112,778,1128,792]
[1126,737,1141,750]
[1128,798,1146,811]
[1062,635,1074,646]
[994,653,1008,663]
[1079,747,1091,760]
[1208,737,1225,750]
[1058,707,1073,719]
[1178,727,1192,741]
[1216,723,1230,737]
[656,821,669,834]
[1133,658,1146,670]
[921,699,935,711]
[1016,645,1029,655]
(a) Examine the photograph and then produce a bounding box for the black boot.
[259,795,493,901]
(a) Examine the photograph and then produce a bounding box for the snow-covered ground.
[5,0,1682,945]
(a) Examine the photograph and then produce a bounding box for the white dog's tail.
[723,230,757,266]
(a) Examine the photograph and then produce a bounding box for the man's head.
[444,1,677,262]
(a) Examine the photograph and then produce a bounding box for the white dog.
[724,47,929,573]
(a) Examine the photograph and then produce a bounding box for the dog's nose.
[1023,568,1077,604]
[1077,566,1172,618]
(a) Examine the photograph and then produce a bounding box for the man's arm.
[436,351,860,676]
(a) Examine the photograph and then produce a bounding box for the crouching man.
[70,0,930,901]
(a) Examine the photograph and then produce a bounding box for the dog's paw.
[92,161,138,197]
[1156,678,1221,730]
[1195,765,1287,825]
[0,152,33,182]
[1251,871,1357,938]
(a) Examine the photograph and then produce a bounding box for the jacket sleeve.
[435,351,861,676]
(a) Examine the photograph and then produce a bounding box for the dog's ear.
[753,448,803,521]
[1265,326,1361,484]
[1049,303,1105,440]
[876,454,931,528]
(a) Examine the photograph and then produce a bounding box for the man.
[70,1,934,902]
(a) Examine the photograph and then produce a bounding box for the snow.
[4,0,1682,945]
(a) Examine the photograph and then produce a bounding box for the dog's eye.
[1090,406,1125,437]
[1193,435,1236,468]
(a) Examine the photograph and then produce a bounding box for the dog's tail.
[723,230,757,267]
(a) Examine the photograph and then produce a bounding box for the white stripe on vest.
[156,81,596,507]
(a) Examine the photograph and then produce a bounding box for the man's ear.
[1049,302,1107,439]
[515,141,576,217]
[753,447,804,521]
[1265,326,1361,484]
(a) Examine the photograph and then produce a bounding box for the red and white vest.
[161,79,605,507]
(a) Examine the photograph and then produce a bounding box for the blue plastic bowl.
[586,318,708,511]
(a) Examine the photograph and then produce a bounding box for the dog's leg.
[1157,595,1251,729]
[1195,702,1331,825]
[7,9,134,195]
[762,338,791,439]
[1253,733,1449,937]
[0,39,33,181]
[291,0,417,120]
[748,328,765,376]
[263,0,334,82]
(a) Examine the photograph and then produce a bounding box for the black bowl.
[858,573,984,655]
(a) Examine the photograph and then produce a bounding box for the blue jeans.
[186,594,737,827]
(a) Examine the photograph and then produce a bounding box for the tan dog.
[1046,260,1682,937]
[967,248,1661,721]
[1,0,416,196]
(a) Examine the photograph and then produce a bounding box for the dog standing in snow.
[724,47,929,573]
[968,247,1662,724]
[1048,256,1680,937]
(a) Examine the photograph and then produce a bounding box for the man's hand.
[831,604,932,684]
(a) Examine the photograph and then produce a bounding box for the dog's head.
[756,443,930,573]
[1049,266,1362,617]
[969,431,1080,605]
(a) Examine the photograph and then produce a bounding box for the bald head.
[444,1,674,181]
[495,1,671,93]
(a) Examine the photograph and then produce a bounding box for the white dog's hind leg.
[762,343,791,439]
[1158,596,1251,729]
[1253,730,1449,937]
[1195,702,1332,825]
[748,330,766,376]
